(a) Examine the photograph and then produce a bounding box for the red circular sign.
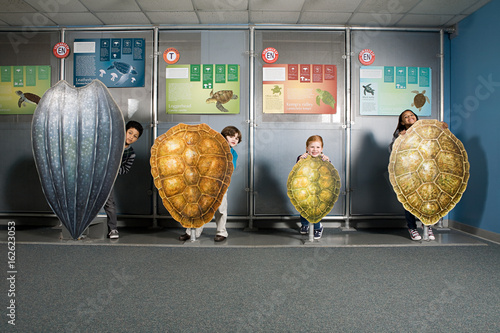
[262,47,279,64]
[359,49,375,65]
[163,47,180,64]
[53,42,70,58]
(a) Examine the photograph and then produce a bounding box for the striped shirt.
[119,146,136,175]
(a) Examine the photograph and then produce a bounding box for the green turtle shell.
[287,155,341,224]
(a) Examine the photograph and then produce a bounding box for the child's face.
[306,141,323,157]
[125,128,140,146]
[401,111,417,128]
[225,134,239,148]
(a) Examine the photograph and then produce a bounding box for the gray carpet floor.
[2,240,500,332]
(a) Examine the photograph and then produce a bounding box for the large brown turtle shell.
[150,123,233,228]
[388,119,470,225]
[287,155,341,224]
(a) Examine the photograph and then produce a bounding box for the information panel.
[0,65,51,115]
[360,66,432,116]
[165,64,240,114]
[73,38,145,88]
[262,64,338,118]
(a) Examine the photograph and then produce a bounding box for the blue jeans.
[300,216,322,230]
[405,210,417,230]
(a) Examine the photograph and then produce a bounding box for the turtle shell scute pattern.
[150,123,234,228]
[388,119,470,225]
[287,156,341,224]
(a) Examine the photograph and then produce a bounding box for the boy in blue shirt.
[179,125,241,242]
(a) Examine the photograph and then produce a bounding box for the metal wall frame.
[0,24,446,228]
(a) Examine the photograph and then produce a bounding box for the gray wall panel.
[254,30,346,216]
[156,30,250,217]
[0,32,61,213]
[350,31,441,215]
[0,27,443,224]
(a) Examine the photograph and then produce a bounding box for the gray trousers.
[104,188,117,232]
[186,192,228,237]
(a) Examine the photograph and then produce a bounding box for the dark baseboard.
[449,220,500,244]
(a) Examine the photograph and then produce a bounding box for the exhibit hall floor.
[1,221,500,332]
[0,221,490,248]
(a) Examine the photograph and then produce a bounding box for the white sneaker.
[409,229,421,241]
[427,227,435,241]
[108,229,119,239]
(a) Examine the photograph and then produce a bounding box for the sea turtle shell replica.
[287,155,341,224]
[150,123,234,228]
[32,80,125,239]
[388,119,469,225]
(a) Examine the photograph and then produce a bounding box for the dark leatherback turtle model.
[32,80,125,239]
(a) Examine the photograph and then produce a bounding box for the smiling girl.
[296,135,330,239]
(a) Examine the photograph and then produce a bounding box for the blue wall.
[449,0,500,234]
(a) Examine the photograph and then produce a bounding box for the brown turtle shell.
[150,123,233,228]
[287,155,341,224]
[388,119,470,225]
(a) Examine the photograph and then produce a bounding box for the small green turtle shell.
[287,155,341,224]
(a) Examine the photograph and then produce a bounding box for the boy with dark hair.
[105,120,143,239]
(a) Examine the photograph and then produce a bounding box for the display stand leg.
[435,218,450,230]
[190,228,197,242]
[423,225,429,241]
[341,218,357,232]
[308,224,314,242]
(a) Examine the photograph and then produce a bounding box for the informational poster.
[360,66,432,116]
[262,64,338,118]
[165,64,240,114]
[73,38,145,88]
[0,65,51,115]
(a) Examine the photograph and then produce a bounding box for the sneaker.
[427,227,435,241]
[408,229,421,241]
[300,225,309,234]
[214,235,226,242]
[178,233,190,241]
[314,226,324,240]
[108,229,119,239]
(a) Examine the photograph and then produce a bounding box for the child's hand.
[300,152,309,159]
[321,154,330,162]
